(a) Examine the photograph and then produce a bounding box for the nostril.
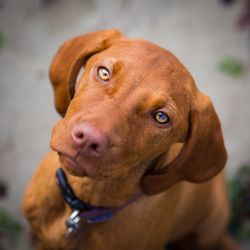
[91,143,98,151]
[87,143,104,156]
[72,126,86,145]
[75,131,84,139]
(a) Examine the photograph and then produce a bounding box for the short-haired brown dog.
[23,29,237,250]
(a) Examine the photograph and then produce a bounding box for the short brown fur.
[23,29,237,250]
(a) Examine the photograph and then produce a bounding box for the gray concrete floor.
[0,0,249,248]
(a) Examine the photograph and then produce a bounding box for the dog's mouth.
[57,151,130,180]
[58,153,88,177]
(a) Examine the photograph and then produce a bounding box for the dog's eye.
[97,67,110,81]
[152,111,170,124]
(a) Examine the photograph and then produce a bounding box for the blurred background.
[0,0,249,249]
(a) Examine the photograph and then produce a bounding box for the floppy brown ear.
[49,29,123,116]
[141,92,227,195]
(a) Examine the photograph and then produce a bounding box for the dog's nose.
[71,123,109,157]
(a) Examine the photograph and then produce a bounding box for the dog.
[23,29,236,250]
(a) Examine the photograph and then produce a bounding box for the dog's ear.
[49,29,123,116]
[141,92,227,195]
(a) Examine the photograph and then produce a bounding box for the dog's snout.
[71,123,109,157]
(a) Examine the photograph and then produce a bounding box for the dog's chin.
[57,153,126,180]
[58,153,88,177]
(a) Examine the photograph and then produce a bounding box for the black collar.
[56,168,141,235]
[56,168,94,211]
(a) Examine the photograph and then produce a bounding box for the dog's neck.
[65,163,147,207]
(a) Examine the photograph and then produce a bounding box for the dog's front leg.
[22,152,76,249]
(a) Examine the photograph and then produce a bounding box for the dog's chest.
[62,192,177,250]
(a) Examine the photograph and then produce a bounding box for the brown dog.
[23,29,234,250]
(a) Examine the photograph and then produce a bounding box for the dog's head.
[50,29,227,195]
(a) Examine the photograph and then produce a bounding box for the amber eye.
[152,111,170,124]
[97,67,110,81]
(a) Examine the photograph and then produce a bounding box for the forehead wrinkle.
[112,61,124,75]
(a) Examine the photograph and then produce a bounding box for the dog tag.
[66,210,81,235]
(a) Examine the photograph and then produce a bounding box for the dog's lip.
[57,152,88,176]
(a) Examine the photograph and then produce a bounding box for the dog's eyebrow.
[112,61,124,75]
[141,97,166,111]
[137,95,178,116]
[97,57,124,75]
[135,95,167,115]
